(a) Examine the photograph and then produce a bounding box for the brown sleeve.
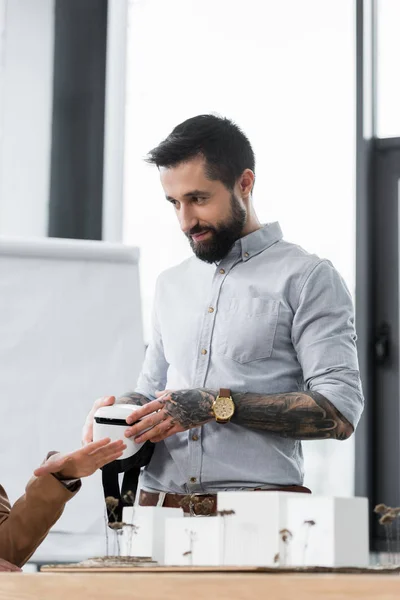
[0,474,80,567]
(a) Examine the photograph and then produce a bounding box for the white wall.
[0,0,54,237]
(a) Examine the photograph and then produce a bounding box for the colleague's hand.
[0,558,21,572]
[82,395,116,445]
[33,438,126,479]
[124,388,217,443]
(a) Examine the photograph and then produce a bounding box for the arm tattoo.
[151,388,353,440]
[230,391,353,440]
[159,389,215,429]
[117,392,149,406]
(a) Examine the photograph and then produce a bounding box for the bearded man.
[83,114,363,515]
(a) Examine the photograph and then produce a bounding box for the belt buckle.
[179,493,215,516]
[188,495,196,517]
[188,494,214,517]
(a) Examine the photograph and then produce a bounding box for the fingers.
[82,437,113,455]
[125,410,167,438]
[0,558,22,572]
[55,440,126,479]
[155,389,172,398]
[34,454,68,477]
[35,439,126,480]
[134,416,176,443]
[92,444,126,470]
[149,424,184,443]
[87,439,125,457]
[83,441,126,474]
[33,466,48,477]
[126,399,166,425]
[82,396,115,445]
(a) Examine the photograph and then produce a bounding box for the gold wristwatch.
[212,388,235,424]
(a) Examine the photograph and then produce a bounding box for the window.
[376,0,400,138]
[0,0,54,237]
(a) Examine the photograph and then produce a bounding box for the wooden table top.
[0,572,400,600]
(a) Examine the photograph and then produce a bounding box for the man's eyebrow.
[165,190,211,202]
[183,190,211,198]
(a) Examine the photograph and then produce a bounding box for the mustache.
[187,225,216,237]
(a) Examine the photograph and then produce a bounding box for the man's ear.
[239,169,255,198]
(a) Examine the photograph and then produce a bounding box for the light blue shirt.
[136,223,364,494]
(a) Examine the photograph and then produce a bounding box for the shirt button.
[192,434,199,441]
[219,268,225,274]
[201,349,207,355]
[190,477,197,483]
[208,307,214,313]
[244,252,249,258]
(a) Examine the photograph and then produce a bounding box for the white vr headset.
[93,404,154,524]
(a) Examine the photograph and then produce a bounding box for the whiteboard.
[0,236,144,550]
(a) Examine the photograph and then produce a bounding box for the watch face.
[216,397,234,419]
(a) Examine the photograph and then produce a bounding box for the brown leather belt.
[139,485,311,516]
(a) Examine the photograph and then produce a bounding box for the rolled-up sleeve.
[135,277,169,401]
[292,260,364,429]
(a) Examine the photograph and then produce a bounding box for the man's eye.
[192,197,205,204]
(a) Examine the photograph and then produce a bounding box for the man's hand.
[82,396,116,445]
[82,393,150,446]
[124,388,217,443]
[0,558,21,572]
[33,438,126,479]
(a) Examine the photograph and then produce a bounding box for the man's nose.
[179,205,197,234]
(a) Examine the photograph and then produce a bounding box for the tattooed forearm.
[139,388,353,441]
[230,391,353,440]
[117,392,149,406]
[160,389,215,429]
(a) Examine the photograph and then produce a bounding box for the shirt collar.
[239,222,283,261]
[217,222,282,264]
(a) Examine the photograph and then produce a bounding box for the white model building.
[120,506,183,564]
[162,493,369,568]
[120,493,369,568]
[285,496,369,567]
[218,491,301,566]
[163,491,303,567]
[164,516,223,566]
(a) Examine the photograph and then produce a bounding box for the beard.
[186,194,247,264]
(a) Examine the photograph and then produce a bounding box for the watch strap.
[219,388,231,398]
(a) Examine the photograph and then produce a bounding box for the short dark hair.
[146,114,255,191]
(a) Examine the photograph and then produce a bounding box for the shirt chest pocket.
[214,297,280,364]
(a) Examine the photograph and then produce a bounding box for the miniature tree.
[279,528,293,566]
[105,496,120,556]
[374,503,400,565]
[302,519,316,566]
[217,509,236,564]
[183,529,198,566]
[105,495,139,558]
[393,508,400,558]
[122,491,139,555]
